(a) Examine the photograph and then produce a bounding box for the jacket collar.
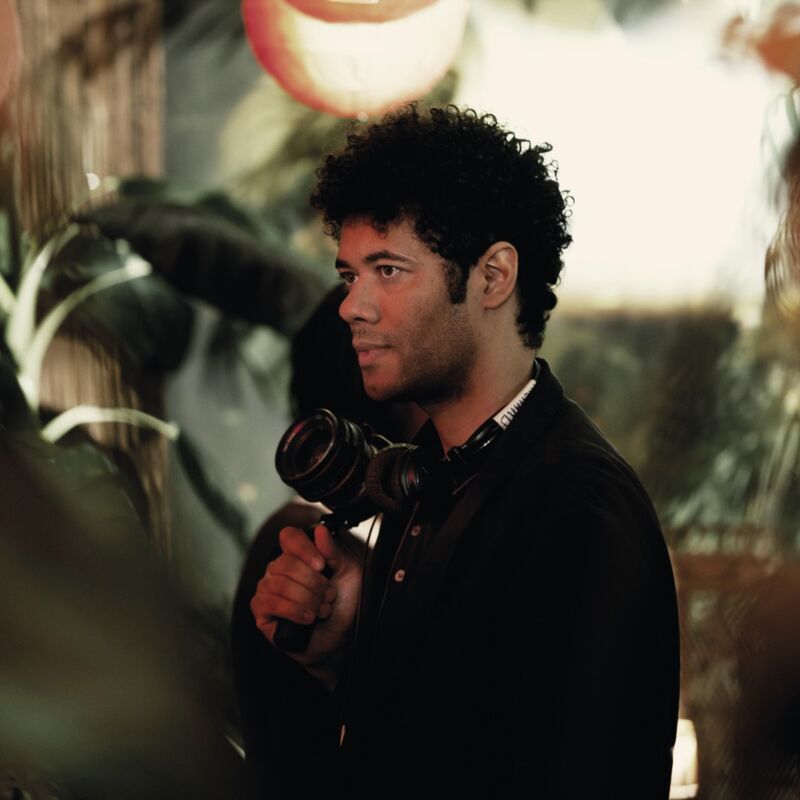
[412,358,563,454]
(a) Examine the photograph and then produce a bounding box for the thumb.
[313,523,343,568]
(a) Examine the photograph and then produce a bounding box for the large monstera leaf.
[80,180,328,338]
[43,233,194,373]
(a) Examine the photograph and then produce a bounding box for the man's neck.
[423,356,536,452]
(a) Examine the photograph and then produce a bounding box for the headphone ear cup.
[365,444,414,514]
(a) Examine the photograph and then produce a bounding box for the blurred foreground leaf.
[0,431,249,799]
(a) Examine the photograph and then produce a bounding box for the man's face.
[336,219,477,405]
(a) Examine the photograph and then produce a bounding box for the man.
[231,285,425,793]
[251,105,680,798]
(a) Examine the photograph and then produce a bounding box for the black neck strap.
[442,367,539,490]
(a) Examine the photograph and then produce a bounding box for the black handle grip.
[274,614,315,653]
[273,523,334,654]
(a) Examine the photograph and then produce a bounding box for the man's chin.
[363,383,396,403]
[362,375,406,403]
[362,373,453,405]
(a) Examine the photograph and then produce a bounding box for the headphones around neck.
[364,417,504,513]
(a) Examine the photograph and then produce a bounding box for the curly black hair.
[310,104,572,349]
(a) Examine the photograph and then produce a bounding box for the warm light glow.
[670,718,699,799]
[0,0,22,106]
[458,0,781,311]
[242,0,469,117]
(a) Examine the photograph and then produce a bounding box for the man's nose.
[339,281,379,325]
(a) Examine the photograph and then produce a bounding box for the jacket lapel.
[398,359,567,643]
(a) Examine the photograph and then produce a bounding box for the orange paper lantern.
[242,0,469,118]
[0,0,22,106]
[283,0,435,24]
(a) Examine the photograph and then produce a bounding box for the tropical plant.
[0,207,260,547]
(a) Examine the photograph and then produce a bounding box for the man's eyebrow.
[364,249,415,263]
[335,250,415,270]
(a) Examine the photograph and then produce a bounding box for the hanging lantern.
[242,0,469,118]
[283,0,436,24]
[0,0,22,106]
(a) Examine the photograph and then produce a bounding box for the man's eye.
[379,265,399,277]
[338,271,356,285]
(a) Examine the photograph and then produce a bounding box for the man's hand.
[250,523,362,689]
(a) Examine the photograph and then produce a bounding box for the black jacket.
[232,360,680,799]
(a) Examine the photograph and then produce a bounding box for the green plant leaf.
[39,405,249,549]
[118,177,266,238]
[174,429,250,550]
[45,235,194,373]
[40,405,179,445]
[0,354,35,431]
[0,271,13,317]
[18,254,151,412]
[78,198,327,336]
[5,225,80,370]
[0,210,13,280]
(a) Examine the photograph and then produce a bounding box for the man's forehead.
[337,218,428,261]
[341,215,407,237]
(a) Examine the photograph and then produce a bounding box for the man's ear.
[476,241,518,309]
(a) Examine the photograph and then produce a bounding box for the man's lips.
[353,342,389,366]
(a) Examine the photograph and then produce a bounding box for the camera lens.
[275,409,383,519]
[289,423,334,475]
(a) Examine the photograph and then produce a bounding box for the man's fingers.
[262,571,325,612]
[252,592,316,628]
[249,523,355,649]
[279,525,326,571]
[314,524,344,568]
[267,554,328,593]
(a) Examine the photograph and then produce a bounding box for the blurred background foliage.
[1,0,800,797]
[546,306,800,545]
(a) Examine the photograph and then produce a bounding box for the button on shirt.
[376,426,489,634]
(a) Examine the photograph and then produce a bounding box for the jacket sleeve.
[230,502,342,798]
[509,468,680,799]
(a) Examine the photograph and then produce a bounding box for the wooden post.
[8,0,171,558]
